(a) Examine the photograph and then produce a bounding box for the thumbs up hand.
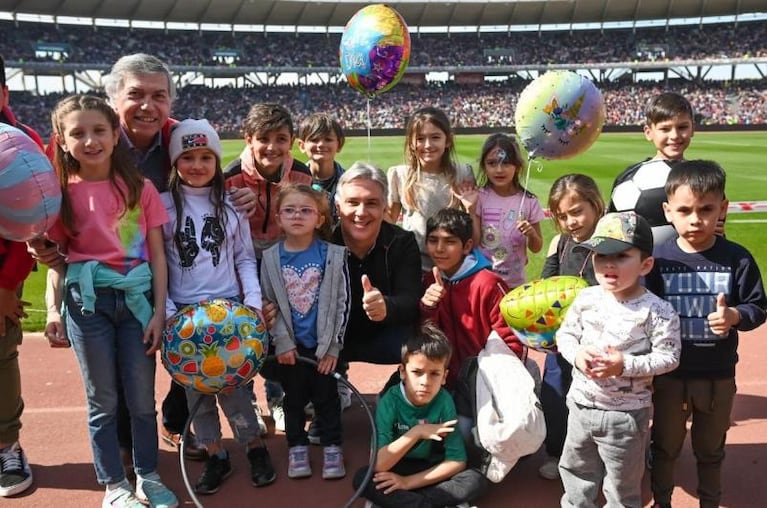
[362,274,387,322]
[707,292,740,337]
[421,266,446,309]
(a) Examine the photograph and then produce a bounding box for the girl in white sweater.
[163,119,276,495]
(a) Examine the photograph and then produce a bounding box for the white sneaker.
[102,480,143,508]
[0,442,33,497]
[269,396,286,433]
[538,456,560,480]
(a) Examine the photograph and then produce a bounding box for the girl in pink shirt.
[468,133,544,288]
[43,95,177,508]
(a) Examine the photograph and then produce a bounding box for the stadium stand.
[2,19,766,66]
[2,18,765,137]
[8,78,767,139]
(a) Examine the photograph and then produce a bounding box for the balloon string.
[366,97,372,162]
[518,157,536,220]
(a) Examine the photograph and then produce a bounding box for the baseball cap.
[168,119,222,166]
[576,211,653,255]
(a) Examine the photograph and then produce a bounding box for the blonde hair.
[402,107,460,212]
[276,184,333,241]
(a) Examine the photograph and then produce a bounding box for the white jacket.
[476,331,546,483]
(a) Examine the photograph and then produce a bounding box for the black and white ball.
[609,158,680,246]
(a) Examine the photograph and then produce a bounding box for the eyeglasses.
[278,206,320,218]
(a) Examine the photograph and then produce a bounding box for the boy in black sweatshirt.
[645,160,767,508]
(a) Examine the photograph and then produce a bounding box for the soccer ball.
[609,159,679,246]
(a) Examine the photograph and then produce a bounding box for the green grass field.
[21,131,767,331]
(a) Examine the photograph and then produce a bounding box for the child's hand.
[229,186,258,217]
[715,216,726,236]
[361,275,387,322]
[410,419,458,442]
[142,313,164,355]
[317,353,337,375]
[27,236,65,268]
[0,288,28,336]
[707,293,739,337]
[516,214,535,237]
[453,181,478,213]
[261,300,277,330]
[373,471,411,494]
[44,316,70,348]
[420,267,446,308]
[589,346,624,378]
[277,349,297,365]
[574,346,605,378]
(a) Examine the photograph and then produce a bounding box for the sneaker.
[0,442,33,497]
[269,396,286,433]
[307,418,321,446]
[136,472,179,507]
[254,405,268,437]
[287,445,312,478]
[193,454,232,495]
[248,446,277,487]
[538,456,560,480]
[322,445,346,480]
[102,480,144,508]
[160,427,207,461]
[338,380,353,411]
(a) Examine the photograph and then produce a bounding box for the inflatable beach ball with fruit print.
[161,299,268,394]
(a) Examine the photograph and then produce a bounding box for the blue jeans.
[541,353,573,457]
[66,284,158,485]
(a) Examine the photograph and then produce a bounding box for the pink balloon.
[0,124,61,241]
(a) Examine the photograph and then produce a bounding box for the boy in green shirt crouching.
[352,323,487,508]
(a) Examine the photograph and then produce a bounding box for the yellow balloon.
[500,276,588,335]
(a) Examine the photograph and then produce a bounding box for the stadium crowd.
[1,19,766,67]
[8,78,767,139]
[3,17,765,138]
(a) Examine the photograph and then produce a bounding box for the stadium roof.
[0,0,764,28]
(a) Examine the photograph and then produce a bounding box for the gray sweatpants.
[559,400,650,508]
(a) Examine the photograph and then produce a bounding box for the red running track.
[6,328,767,507]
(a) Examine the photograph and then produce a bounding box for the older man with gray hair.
[331,162,422,364]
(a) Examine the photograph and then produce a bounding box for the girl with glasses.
[260,184,351,481]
